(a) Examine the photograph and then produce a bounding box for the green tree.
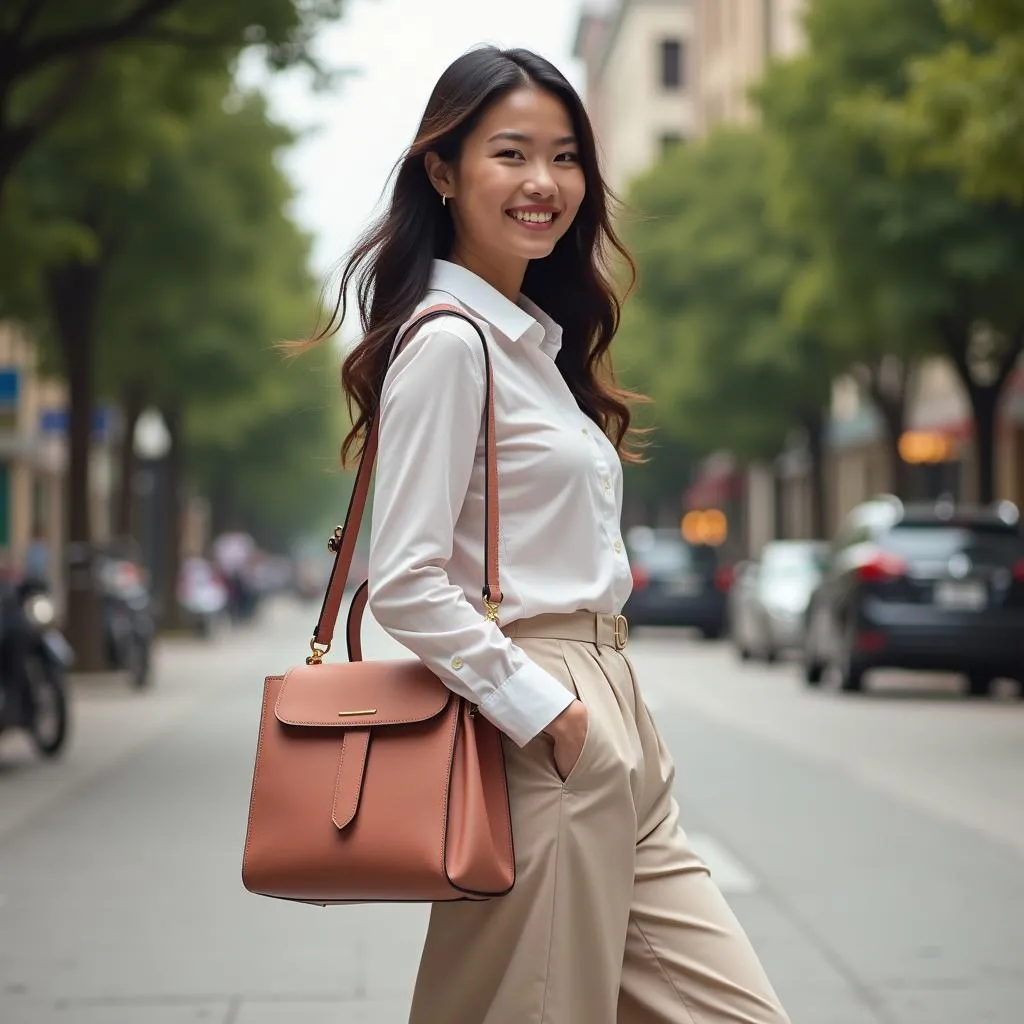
[855,0,1024,203]
[757,0,1024,504]
[91,80,342,623]
[0,0,343,197]
[622,130,843,537]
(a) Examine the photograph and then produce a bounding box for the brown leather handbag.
[242,305,515,905]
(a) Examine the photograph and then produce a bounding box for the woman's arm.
[368,319,574,748]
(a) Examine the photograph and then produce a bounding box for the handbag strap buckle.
[306,639,331,665]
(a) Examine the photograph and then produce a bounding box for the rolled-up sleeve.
[367,320,573,747]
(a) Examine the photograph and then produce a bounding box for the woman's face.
[428,86,587,291]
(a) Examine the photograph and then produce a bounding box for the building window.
[660,38,685,90]
[660,132,685,157]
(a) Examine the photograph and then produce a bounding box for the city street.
[1,597,1023,1024]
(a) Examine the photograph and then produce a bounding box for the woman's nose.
[524,163,556,197]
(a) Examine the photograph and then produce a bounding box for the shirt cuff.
[477,660,575,748]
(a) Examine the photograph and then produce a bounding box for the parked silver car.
[730,540,829,662]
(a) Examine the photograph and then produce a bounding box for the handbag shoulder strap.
[306,303,502,662]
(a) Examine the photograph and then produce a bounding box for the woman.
[316,46,790,1024]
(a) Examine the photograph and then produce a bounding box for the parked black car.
[0,578,73,757]
[623,527,732,638]
[802,495,1024,696]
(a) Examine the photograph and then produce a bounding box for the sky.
[240,0,593,283]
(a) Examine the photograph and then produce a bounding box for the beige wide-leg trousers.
[409,612,790,1024]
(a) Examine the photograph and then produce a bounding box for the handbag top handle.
[305,305,502,663]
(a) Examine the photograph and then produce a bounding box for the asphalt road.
[1,596,1022,1024]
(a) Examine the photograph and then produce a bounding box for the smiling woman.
[284,45,790,1024]
[299,45,641,470]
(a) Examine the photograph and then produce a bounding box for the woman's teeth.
[509,211,554,224]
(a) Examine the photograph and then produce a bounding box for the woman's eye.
[555,152,579,163]
[496,149,524,160]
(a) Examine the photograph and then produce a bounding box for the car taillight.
[857,552,908,583]
[631,566,650,590]
[714,565,735,591]
[1013,559,1024,582]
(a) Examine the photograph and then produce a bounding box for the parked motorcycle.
[0,580,74,757]
[98,552,155,688]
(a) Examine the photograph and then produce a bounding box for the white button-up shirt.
[368,260,633,747]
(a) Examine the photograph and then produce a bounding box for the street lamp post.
[133,409,172,619]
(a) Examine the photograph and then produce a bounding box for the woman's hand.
[543,699,589,781]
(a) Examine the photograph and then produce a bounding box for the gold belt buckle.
[613,614,629,650]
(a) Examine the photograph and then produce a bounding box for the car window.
[635,540,692,574]
[883,524,1024,563]
[762,545,829,577]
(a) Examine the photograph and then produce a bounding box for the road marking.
[689,834,758,893]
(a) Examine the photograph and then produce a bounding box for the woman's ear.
[424,152,456,202]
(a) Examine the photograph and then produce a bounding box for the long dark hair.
[302,46,644,465]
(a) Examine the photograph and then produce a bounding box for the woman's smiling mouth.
[507,207,559,230]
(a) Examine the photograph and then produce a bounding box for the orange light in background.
[681,509,728,546]
[898,430,957,464]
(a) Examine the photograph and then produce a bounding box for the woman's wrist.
[544,699,584,741]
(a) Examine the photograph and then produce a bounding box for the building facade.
[693,0,805,132]
[0,322,65,587]
[574,0,696,194]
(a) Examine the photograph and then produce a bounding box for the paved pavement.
[1,596,1022,1023]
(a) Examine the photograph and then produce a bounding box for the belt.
[502,611,629,651]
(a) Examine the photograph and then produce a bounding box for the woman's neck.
[449,244,527,303]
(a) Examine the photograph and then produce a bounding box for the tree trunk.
[971,389,999,504]
[772,459,786,541]
[115,383,145,540]
[47,259,106,671]
[942,323,1023,506]
[802,408,828,539]
[858,355,913,499]
[159,404,185,631]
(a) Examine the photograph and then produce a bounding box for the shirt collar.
[429,259,563,359]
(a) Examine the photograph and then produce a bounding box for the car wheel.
[735,641,752,662]
[127,635,152,689]
[836,637,866,692]
[838,657,866,693]
[701,625,723,641]
[965,672,994,699]
[27,654,69,758]
[803,652,824,686]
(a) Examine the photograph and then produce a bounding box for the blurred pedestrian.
[211,524,256,621]
[314,47,790,1024]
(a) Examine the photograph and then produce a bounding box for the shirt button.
[450,656,464,670]
[613,539,623,553]
[603,477,612,491]
[581,426,589,437]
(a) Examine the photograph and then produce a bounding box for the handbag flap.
[275,659,452,728]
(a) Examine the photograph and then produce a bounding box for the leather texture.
[242,306,515,906]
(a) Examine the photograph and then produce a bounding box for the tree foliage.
[853,0,1024,203]
[0,0,346,195]
[757,0,1024,503]
[620,130,842,531]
